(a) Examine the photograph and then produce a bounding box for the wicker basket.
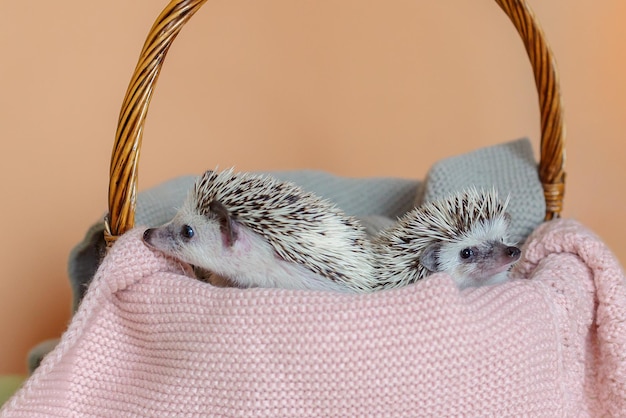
[12,6,626,416]
[104,0,565,246]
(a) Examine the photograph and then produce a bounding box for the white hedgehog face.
[420,215,521,289]
[143,204,232,272]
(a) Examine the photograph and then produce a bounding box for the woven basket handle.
[105,0,566,246]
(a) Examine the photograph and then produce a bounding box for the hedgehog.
[372,187,521,290]
[142,168,377,292]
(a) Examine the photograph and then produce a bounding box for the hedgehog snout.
[143,228,154,244]
[143,227,170,249]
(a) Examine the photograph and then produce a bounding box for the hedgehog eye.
[460,248,474,259]
[181,225,195,239]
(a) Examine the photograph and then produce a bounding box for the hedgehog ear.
[420,243,441,272]
[209,200,237,247]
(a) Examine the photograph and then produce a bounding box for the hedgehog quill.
[372,187,521,290]
[143,168,377,292]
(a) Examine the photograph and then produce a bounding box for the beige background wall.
[1,1,624,374]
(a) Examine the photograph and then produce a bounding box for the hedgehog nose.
[506,246,521,260]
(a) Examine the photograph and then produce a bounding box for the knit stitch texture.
[4,219,625,417]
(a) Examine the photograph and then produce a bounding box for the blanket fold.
[2,219,625,417]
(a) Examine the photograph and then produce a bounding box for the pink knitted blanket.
[2,219,625,417]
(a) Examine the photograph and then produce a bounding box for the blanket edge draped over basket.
[2,219,625,417]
